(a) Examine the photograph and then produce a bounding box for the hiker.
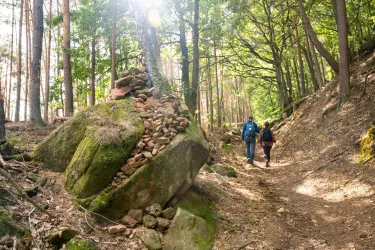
[258,121,276,167]
[241,116,260,164]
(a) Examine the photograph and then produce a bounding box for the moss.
[0,209,29,238]
[90,119,209,218]
[66,239,97,250]
[359,126,375,163]
[212,164,237,178]
[202,164,214,173]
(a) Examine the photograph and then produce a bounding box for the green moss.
[0,209,29,238]
[359,126,375,163]
[212,164,237,178]
[202,164,214,173]
[66,239,97,250]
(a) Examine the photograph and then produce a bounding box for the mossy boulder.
[359,126,375,163]
[163,190,216,250]
[66,239,98,250]
[33,99,144,198]
[211,164,237,178]
[89,120,209,218]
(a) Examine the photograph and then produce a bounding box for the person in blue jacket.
[241,116,260,164]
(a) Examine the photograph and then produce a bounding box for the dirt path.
[199,139,375,250]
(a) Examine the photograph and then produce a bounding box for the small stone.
[142,158,149,165]
[140,112,148,118]
[128,209,143,223]
[110,86,132,100]
[137,141,146,149]
[121,215,138,228]
[156,217,171,230]
[48,227,79,244]
[136,98,145,103]
[159,145,166,151]
[138,94,148,101]
[143,137,152,143]
[145,203,163,217]
[172,121,180,126]
[135,229,162,250]
[168,127,177,133]
[162,207,177,220]
[147,141,155,148]
[359,232,368,238]
[120,71,130,78]
[154,137,170,145]
[156,114,164,119]
[180,122,187,128]
[154,144,162,150]
[134,154,143,161]
[115,75,133,88]
[153,132,162,138]
[277,207,285,213]
[152,149,158,156]
[142,214,157,229]
[108,225,127,234]
[142,151,153,160]
[144,121,152,129]
[127,158,136,164]
[156,125,163,131]
[124,228,132,237]
[176,117,186,122]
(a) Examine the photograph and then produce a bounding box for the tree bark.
[207,54,213,131]
[303,38,319,93]
[90,0,96,105]
[63,0,74,117]
[111,3,117,89]
[15,0,24,122]
[7,2,15,120]
[336,0,350,99]
[24,0,31,121]
[296,0,339,74]
[43,0,53,122]
[308,36,324,88]
[295,24,306,96]
[213,37,221,127]
[190,0,200,114]
[178,12,190,110]
[150,27,162,69]
[132,8,171,98]
[29,0,44,125]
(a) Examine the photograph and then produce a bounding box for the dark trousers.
[263,146,272,161]
[246,140,256,164]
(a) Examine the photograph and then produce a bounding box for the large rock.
[115,75,133,88]
[211,164,237,178]
[32,99,144,198]
[163,190,216,250]
[135,229,162,250]
[89,120,209,218]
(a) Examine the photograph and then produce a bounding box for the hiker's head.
[248,116,253,122]
[264,121,270,127]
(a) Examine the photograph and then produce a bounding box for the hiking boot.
[266,160,270,168]
[247,158,251,164]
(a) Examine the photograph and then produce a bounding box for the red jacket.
[258,128,276,147]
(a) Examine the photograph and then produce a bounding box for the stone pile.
[111,93,191,186]
[109,67,151,100]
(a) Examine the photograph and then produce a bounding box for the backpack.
[245,122,256,138]
[261,128,272,142]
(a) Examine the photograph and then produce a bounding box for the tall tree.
[7,1,15,119]
[111,0,117,89]
[296,0,339,74]
[44,0,53,121]
[90,0,96,105]
[63,0,74,116]
[190,0,200,114]
[29,0,44,125]
[15,0,24,121]
[213,37,221,127]
[24,0,31,121]
[336,0,350,99]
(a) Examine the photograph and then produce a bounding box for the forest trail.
[204,52,375,250]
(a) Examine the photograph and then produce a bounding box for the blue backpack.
[245,122,256,138]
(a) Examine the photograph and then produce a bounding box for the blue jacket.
[241,121,260,141]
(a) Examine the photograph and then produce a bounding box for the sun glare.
[148,9,161,28]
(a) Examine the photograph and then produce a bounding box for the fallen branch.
[78,205,120,226]
[0,156,55,218]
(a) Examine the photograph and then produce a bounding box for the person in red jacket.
[258,121,276,167]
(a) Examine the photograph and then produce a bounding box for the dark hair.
[249,116,253,120]
[265,122,270,127]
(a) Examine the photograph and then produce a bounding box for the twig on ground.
[84,210,96,231]
[79,205,121,226]
[237,241,254,249]
[0,159,55,218]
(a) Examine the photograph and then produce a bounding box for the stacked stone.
[111,94,191,186]
[119,203,177,231]
[109,67,152,100]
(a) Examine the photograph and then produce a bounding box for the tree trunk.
[111,3,117,89]
[207,55,213,131]
[178,14,190,110]
[132,8,171,98]
[213,37,221,127]
[296,0,339,74]
[24,0,31,121]
[150,27,162,68]
[336,0,350,99]
[285,61,293,103]
[30,0,44,125]
[302,40,319,93]
[63,0,73,116]
[295,24,306,96]
[308,36,324,88]
[15,0,24,122]
[90,0,96,105]
[8,2,15,120]
[190,0,200,114]
[43,0,52,122]
[0,96,5,141]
